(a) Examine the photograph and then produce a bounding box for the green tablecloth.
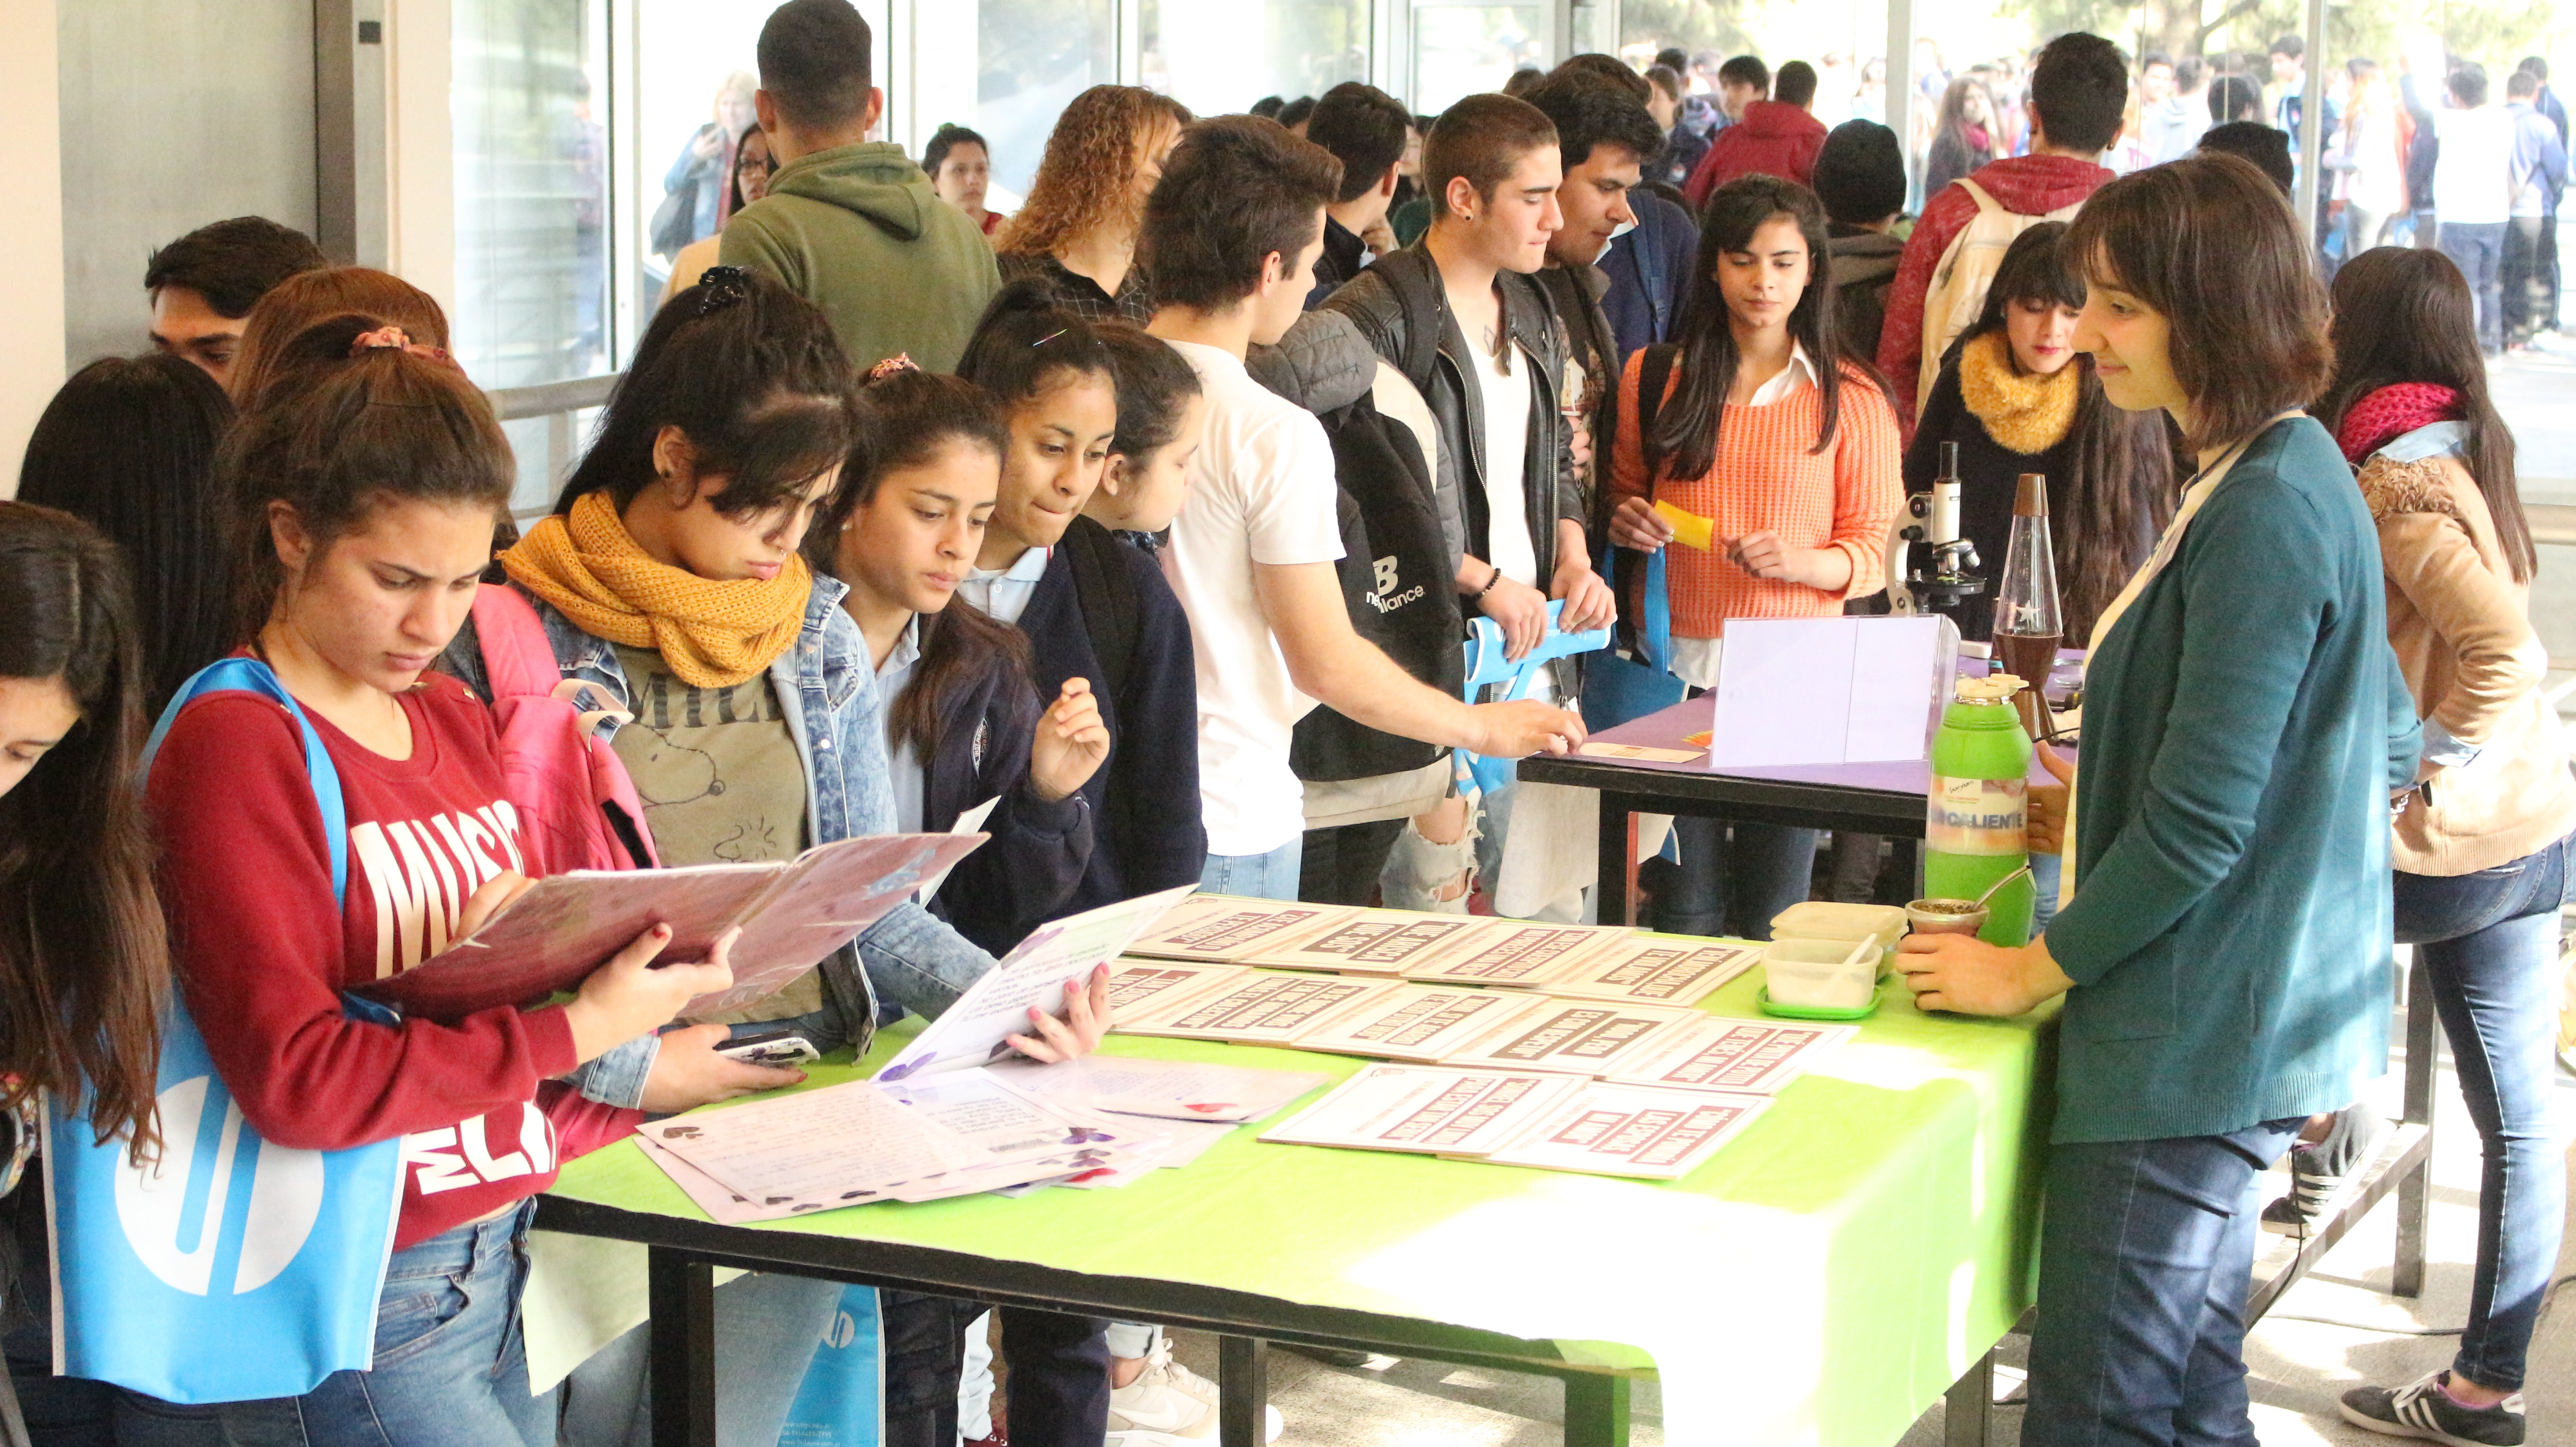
[547,966,2054,1447]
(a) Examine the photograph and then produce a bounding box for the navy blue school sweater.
[1017,532,1208,914]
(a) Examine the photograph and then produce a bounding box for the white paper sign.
[1706,615,1957,768]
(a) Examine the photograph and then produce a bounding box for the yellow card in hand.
[1653,499,1714,552]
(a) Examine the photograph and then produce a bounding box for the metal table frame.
[1515,751,2438,1445]
[533,1195,1650,1447]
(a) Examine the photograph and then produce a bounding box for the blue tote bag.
[776,1285,885,1446]
[1576,545,1688,730]
[45,659,407,1403]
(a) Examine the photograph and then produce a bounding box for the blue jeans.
[2024,1120,2305,1447]
[2030,849,2063,934]
[2394,831,2572,1392]
[115,1201,552,1447]
[2439,221,2509,352]
[1200,839,1302,901]
[1660,817,1817,939]
[556,1271,839,1447]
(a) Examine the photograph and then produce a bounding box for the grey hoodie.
[721,142,1000,374]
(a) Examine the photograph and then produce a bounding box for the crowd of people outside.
[1,2,2569,1447]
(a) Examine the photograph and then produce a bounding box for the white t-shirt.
[1158,339,1347,857]
[2433,105,2517,226]
[1470,337,1538,588]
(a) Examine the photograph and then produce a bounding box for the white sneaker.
[1107,1359,1219,1442]
[1106,1349,1284,1444]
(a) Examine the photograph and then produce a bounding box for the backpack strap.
[1634,342,1681,500]
[1376,250,1448,404]
[1059,517,1138,703]
[470,583,566,702]
[141,658,347,903]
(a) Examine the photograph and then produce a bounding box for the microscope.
[1885,442,1985,631]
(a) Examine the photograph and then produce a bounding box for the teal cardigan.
[2045,417,2420,1144]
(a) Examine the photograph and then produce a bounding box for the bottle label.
[1927,774,2027,855]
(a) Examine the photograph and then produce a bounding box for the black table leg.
[648,1249,717,1447]
[2393,955,2438,1298]
[1562,1373,1631,1447]
[1597,795,1636,926]
[1944,1350,1994,1447]
[1217,1336,1269,1447]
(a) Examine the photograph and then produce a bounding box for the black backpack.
[1289,386,1464,783]
[1058,515,1139,705]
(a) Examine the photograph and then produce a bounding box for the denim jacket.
[445,575,1000,1108]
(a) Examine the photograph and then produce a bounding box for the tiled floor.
[1166,985,2576,1447]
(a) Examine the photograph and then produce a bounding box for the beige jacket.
[2363,450,2576,875]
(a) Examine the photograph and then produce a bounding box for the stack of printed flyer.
[634,887,1332,1219]
[1259,1065,1772,1181]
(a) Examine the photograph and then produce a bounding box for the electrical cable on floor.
[2262,1271,2576,1339]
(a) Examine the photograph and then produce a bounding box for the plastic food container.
[1762,937,1880,1011]
[1770,902,1908,973]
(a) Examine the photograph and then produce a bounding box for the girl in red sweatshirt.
[144,313,730,1446]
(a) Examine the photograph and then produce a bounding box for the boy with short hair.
[1143,116,1586,899]
[1877,31,2129,419]
[1687,54,1827,202]
[143,217,327,384]
[1302,81,1415,305]
[722,0,999,372]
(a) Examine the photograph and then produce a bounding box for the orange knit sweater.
[1610,350,1902,639]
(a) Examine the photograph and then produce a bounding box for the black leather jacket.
[1302,246,1585,583]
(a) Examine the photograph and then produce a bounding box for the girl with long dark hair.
[809,364,1106,956]
[1606,173,1904,939]
[2309,246,2571,1446]
[145,315,720,1444]
[15,353,237,714]
[1904,222,2176,645]
[1923,77,1999,198]
[1895,154,2422,1447]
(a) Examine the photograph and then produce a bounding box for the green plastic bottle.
[1924,675,2037,947]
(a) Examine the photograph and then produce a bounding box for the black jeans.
[2394,831,2572,1391]
[1658,817,1817,939]
[879,1293,1110,1447]
[1299,818,1407,907]
[2502,215,2551,344]
[2024,1120,2306,1447]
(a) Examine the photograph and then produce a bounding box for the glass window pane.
[969,0,1116,199]
[1143,0,1369,120]
[633,1,783,304]
[451,0,610,388]
[1414,5,1544,116]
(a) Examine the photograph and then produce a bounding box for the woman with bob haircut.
[1895,153,2422,1445]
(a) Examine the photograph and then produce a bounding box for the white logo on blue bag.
[114,1074,326,1296]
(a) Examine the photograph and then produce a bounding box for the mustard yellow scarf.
[1958,330,2080,455]
[502,490,810,689]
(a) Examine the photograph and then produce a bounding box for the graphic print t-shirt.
[149,669,630,1247]
[609,645,819,1022]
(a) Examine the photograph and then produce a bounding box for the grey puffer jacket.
[1301,246,1584,583]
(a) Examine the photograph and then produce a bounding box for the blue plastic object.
[1458,599,1610,794]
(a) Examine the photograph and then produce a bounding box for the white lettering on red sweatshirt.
[149,667,638,1247]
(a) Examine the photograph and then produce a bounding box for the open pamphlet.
[1125,895,1358,962]
[1112,969,1393,1045]
[353,832,986,1022]
[1261,1064,1773,1181]
[875,884,1200,1081]
[1605,1018,1856,1096]
[1478,1081,1772,1179]
[1544,939,1761,1007]
[638,1067,1180,1220]
[1395,921,1635,988]
[1287,983,1555,1064]
[1436,999,1702,1075]
[1232,909,1495,975]
[1261,1065,1588,1158]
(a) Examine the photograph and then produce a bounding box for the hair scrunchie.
[866,354,920,384]
[696,265,753,315]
